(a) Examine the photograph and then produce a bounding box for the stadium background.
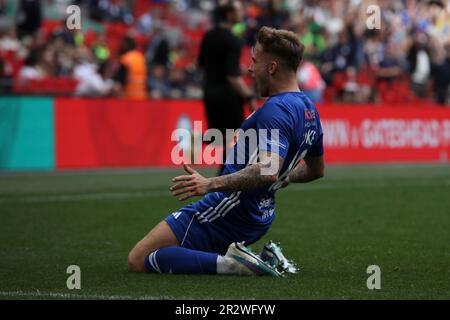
[1,0,450,170]
[0,0,449,300]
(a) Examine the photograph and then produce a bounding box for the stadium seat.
[12,77,79,95]
[356,70,374,87]
[332,71,348,92]
[323,87,337,103]
[41,20,62,38]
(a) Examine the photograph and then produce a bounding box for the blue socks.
[144,246,218,274]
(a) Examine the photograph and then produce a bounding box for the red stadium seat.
[323,87,337,103]
[12,77,79,95]
[134,0,168,19]
[332,71,348,92]
[41,20,62,38]
[185,28,205,43]
[356,70,374,87]
[377,80,397,104]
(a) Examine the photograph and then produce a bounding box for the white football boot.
[259,240,299,274]
[221,242,283,277]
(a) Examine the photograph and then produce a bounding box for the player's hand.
[170,164,211,201]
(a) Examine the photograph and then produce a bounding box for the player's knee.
[128,250,145,273]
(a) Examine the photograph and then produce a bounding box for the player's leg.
[153,209,281,276]
[138,240,279,276]
[128,221,220,274]
[128,203,279,276]
[128,207,222,275]
[127,220,179,272]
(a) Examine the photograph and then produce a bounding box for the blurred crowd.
[0,0,449,105]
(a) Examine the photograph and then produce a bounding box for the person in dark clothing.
[146,27,170,95]
[407,33,431,98]
[431,44,450,105]
[148,30,169,67]
[16,0,42,39]
[376,41,402,83]
[0,58,12,93]
[198,0,255,173]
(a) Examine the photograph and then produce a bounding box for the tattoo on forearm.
[210,164,276,192]
[288,163,319,183]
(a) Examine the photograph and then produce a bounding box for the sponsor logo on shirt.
[305,110,316,120]
[304,129,317,146]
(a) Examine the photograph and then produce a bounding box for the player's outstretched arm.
[209,151,283,192]
[170,151,284,201]
[286,154,324,184]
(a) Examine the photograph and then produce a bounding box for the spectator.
[376,41,403,82]
[148,64,170,99]
[168,67,187,98]
[92,33,111,63]
[51,20,77,46]
[73,47,114,96]
[103,0,134,24]
[146,26,170,68]
[0,28,23,53]
[341,66,361,103]
[115,35,147,99]
[408,33,431,98]
[16,0,42,39]
[320,30,355,85]
[0,55,12,93]
[431,43,450,105]
[17,49,45,80]
[331,30,356,72]
[136,7,154,35]
[85,0,106,21]
[0,0,448,104]
[0,0,12,31]
[297,60,325,103]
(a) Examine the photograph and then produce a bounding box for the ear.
[267,60,278,75]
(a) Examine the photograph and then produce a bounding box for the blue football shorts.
[164,192,271,255]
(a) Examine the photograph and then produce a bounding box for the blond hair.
[257,26,304,72]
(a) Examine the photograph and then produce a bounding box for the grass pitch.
[0,164,449,300]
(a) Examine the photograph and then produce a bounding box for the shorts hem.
[164,216,184,246]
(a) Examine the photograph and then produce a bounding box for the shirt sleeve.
[225,36,241,77]
[255,104,293,159]
[308,120,324,157]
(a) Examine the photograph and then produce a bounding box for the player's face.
[248,43,270,97]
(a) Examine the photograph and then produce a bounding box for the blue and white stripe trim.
[147,250,161,273]
[194,144,256,224]
[196,191,242,224]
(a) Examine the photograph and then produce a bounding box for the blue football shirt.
[201,91,323,226]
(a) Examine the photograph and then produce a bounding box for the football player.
[128,26,325,276]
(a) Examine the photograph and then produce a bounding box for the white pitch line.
[1,179,447,204]
[0,290,176,300]
[284,179,449,192]
[0,190,169,204]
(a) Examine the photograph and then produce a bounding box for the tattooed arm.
[285,154,325,185]
[170,152,283,201]
[209,152,283,192]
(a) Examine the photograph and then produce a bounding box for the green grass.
[0,165,449,299]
